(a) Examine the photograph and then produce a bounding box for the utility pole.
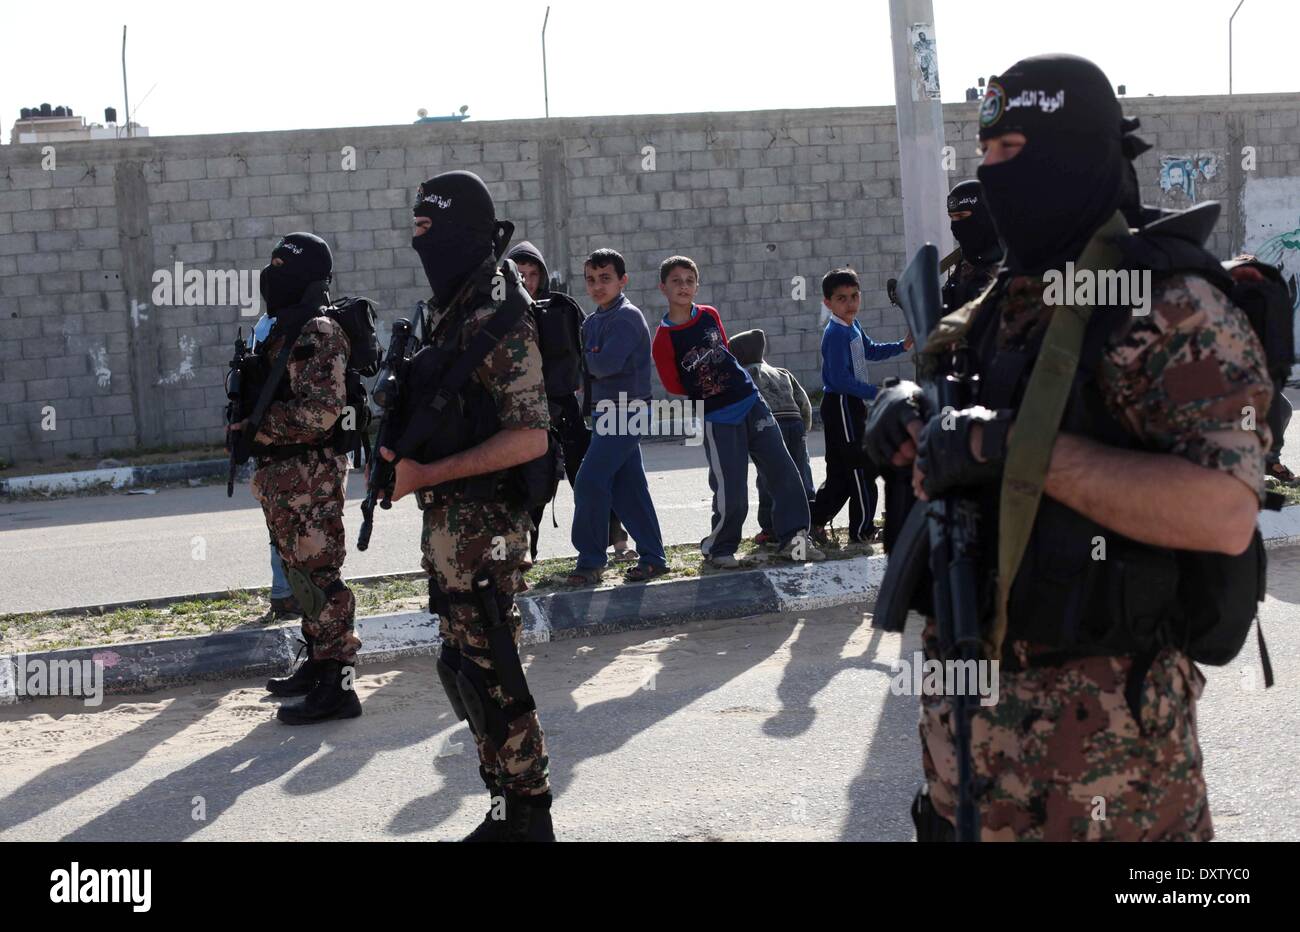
[542,6,551,118]
[122,25,131,138]
[1229,0,1246,94]
[888,0,950,261]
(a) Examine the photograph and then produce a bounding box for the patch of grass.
[522,529,871,593]
[1269,480,1300,507]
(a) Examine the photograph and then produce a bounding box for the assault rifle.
[356,319,414,551]
[225,329,252,496]
[874,244,981,842]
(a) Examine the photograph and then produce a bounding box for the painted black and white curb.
[0,458,231,495]
[1,554,888,701]
[4,504,1299,701]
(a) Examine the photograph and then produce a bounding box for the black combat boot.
[502,791,555,843]
[266,636,319,697]
[462,768,507,842]
[276,660,362,725]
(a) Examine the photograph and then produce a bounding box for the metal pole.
[542,6,551,118]
[1229,0,1245,94]
[122,25,131,138]
[888,0,951,262]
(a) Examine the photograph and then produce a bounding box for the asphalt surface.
[0,434,844,614]
[1,546,1296,842]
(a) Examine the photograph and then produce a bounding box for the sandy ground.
[2,547,1297,842]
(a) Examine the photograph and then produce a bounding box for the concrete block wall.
[0,92,1297,464]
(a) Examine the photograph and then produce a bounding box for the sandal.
[624,562,669,583]
[1267,460,1297,484]
[556,567,604,587]
[612,547,640,563]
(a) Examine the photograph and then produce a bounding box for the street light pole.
[1229,0,1245,94]
[542,6,551,118]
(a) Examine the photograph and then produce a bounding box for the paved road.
[0,435,846,614]
[3,386,1297,615]
[2,546,1296,842]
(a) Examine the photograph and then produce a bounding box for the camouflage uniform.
[420,295,552,797]
[250,315,361,664]
[920,272,1273,841]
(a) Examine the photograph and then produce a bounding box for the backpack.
[1223,256,1297,381]
[321,296,381,465]
[530,290,586,398]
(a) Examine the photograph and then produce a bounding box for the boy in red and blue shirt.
[651,256,823,566]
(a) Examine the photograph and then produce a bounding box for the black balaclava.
[411,170,498,306]
[975,54,1150,275]
[260,232,332,314]
[946,180,1001,264]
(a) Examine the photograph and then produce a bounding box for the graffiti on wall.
[1243,176,1300,374]
[1157,153,1220,202]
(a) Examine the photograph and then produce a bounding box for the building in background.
[8,104,148,144]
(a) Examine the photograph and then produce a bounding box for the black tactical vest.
[963,207,1266,667]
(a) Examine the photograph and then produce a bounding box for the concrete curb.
[0,553,886,701]
[4,503,1299,702]
[0,458,230,495]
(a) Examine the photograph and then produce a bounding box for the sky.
[1,0,1296,139]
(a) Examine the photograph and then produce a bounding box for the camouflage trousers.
[421,497,550,797]
[252,451,360,663]
[919,621,1212,841]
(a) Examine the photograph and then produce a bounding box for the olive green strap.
[990,211,1131,659]
[939,246,963,276]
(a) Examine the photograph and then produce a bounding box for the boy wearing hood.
[505,241,634,564]
[728,329,816,545]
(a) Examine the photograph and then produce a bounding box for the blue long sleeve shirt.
[820,314,907,400]
[582,293,653,406]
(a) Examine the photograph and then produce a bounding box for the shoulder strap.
[244,314,312,437]
[423,268,533,417]
[989,210,1130,660]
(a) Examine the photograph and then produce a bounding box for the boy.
[810,268,911,545]
[567,248,667,583]
[651,256,822,566]
[505,240,634,564]
[727,328,816,545]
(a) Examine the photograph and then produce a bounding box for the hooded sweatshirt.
[729,329,812,430]
[506,240,551,298]
[509,240,588,399]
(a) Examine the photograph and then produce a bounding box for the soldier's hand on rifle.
[378,446,425,503]
[913,406,1013,501]
[864,378,927,468]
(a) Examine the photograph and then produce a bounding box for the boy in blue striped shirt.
[810,268,912,544]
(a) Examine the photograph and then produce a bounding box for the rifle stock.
[889,244,982,843]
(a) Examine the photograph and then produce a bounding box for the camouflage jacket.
[992,272,1273,499]
[254,313,350,448]
[423,288,550,437]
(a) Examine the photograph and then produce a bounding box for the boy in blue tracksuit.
[809,268,912,543]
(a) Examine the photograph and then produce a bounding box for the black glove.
[863,378,928,467]
[915,406,1013,498]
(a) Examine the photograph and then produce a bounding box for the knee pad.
[436,644,471,730]
[911,786,956,843]
[284,566,328,621]
[454,658,506,747]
